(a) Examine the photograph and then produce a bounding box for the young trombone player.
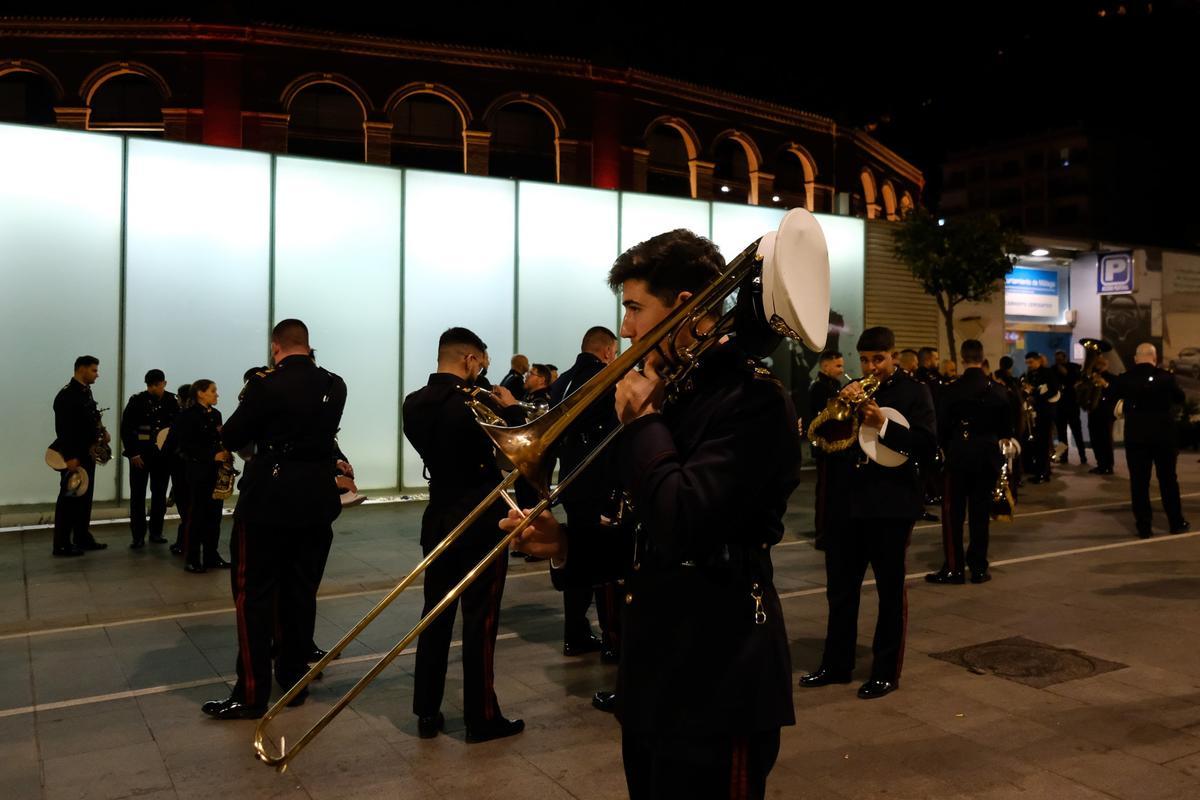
[504,229,801,800]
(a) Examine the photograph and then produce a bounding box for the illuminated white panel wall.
[402,171,516,488]
[124,140,270,488]
[619,193,711,252]
[274,158,402,490]
[517,183,619,374]
[814,214,866,357]
[710,204,786,264]
[0,124,122,504]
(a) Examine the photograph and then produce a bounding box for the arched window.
[389,91,465,172]
[89,73,164,135]
[488,101,557,182]
[0,67,57,125]
[287,83,366,162]
[646,123,693,198]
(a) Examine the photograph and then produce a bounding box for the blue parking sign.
[1097,252,1133,294]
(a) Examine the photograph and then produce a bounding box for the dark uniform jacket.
[499,369,526,402]
[823,369,938,522]
[550,352,618,504]
[1091,370,1119,420]
[1026,365,1061,414]
[808,372,843,439]
[613,342,799,738]
[174,404,224,485]
[222,355,347,527]
[938,367,1013,469]
[1055,362,1083,410]
[403,372,524,548]
[120,391,179,459]
[52,379,99,462]
[1115,363,1185,446]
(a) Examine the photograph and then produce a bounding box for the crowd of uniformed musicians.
[45,230,1193,798]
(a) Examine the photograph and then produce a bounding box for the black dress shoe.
[51,547,85,557]
[79,540,108,551]
[129,539,145,550]
[523,554,546,563]
[184,561,207,573]
[1088,466,1104,475]
[925,569,965,585]
[920,511,940,523]
[465,716,524,743]
[969,570,992,584]
[592,690,618,713]
[857,679,897,699]
[201,697,266,719]
[600,647,620,665]
[169,543,184,556]
[1101,468,1114,475]
[1138,530,1153,540]
[149,534,168,544]
[205,557,231,569]
[417,712,444,738]
[563,635,603,657]
[1170,521,1192,534]
[308,647,341,663]
[510,550,527,559]
[799,668,853,688]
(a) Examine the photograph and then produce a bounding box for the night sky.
[11,1,1199,240]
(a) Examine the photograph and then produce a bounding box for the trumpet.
[807,374,881,453]
[251,208,831,771]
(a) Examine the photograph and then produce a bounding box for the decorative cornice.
[0,17,922,183]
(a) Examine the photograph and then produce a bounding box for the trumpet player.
[926,340,1013,586]
[801,326,936,700]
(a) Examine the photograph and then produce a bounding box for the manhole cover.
[930,636,1127,688]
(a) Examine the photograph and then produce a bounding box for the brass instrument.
[212,452,239,500]
[251,208,831,771]
[990,438,1020,522]
[89,407,113,465]
[807,374,882,453]
[1018,377,1037,442]
[1073,338,1113,412]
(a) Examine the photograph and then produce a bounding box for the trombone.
[252,209,829,771]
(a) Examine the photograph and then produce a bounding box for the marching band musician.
[120,368,178,549]
[1114,342,1190,538]
[1087,354,1118,475]
[403,327,527,743]
[547,327,622,661]
[809,351,846,551]
[504,230,800,799]
[202,319,347,720]
[50,355,109,556]
[172,379,229,573]
[801,326,936,700]
[926,339,1012,586]
[1023,352,1060,483]
[1053,350,1087,465]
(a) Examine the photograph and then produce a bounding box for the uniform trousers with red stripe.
[412,524,508,726]
[941,458,998,575]
[820,518,913,683]
[228,518,332,707]
[621,727,781,800]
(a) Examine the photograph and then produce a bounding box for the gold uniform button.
[625,593,634,605]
